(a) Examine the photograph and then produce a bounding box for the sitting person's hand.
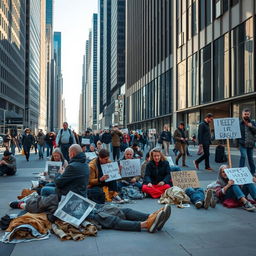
[58,167,65,175]
[130,177,136,183]
[253,177,256,183]
[158,181,165,186]
[228,180,234,186]
[100,174,109,182]
[147,183,153,187]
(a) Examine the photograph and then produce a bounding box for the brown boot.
[146,210,165,233]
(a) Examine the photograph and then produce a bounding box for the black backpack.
[215,145,227,163]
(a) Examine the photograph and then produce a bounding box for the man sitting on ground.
[0,151,16,176]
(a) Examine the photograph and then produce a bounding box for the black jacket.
[55,152,89,198]
[198,121,211,145]
[238,120,256,148]
[143,160,171,185]
[101,132,112,144]
[22,134,34,148]
[160,131,172,142]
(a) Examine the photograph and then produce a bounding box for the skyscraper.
[25,0,41,130]
[0,0,26,132]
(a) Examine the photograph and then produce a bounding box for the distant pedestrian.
[45,132,55,157]
[160,125,172,156]
[111,126,123,161]
[238,109,256,175]
[22,128,34,161]
[56,122,76,161]
[173,122,188,167]
[36,130,45,160]
[193,113,214,171]
[101,129,112,152]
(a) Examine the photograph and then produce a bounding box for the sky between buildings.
[54,0,98,131]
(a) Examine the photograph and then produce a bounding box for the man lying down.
[9,144,171,233]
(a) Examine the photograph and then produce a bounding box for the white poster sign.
[224,167,253,185]
[54,191,95,228]
[120,159,141,178]
[46,161,62,178]
[101,162,121,182]
[148,129,156,134]
[121,128,129,134]
[213,118,241,140]
[81,138,90,145]
[167,157,174,166]
[85,152,97,161]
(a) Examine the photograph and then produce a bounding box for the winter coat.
[238,120,256,148]
[111,130,123,147]
[37,134,45,146]
[160,131,172,142]
[143,160,171,185]
[1,155,16,173]
[22,134,34,148]
[198,121,211,145]
[54,152,89,198]
[101,132,112,144]
[45,134,55,147]
[173,128,187,148]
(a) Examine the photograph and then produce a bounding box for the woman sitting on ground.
[142,148,171,198]
[118,147,142,191]
[40,148,68,196]
[214,165,256,211]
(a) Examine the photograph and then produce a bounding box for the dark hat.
[3,151,12,156]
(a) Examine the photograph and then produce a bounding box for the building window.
[192,0,198,36]
[200,44,212,104]
[187,53,199,107]
[177,60,186,110]
[231,18,254,96]
[213,33,230,101]
[199,0,205,30]
[230,0,239,7]
[205,0,212,26]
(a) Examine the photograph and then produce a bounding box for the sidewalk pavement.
[0,148,256,256]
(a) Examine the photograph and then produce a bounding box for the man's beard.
[244,117,250,121]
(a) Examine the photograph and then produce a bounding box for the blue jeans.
[225,184,256,201]
[185,187,205,204]
[46,143,53,157]
[38,145,45,158]
[239,146,255,175]
[41,183,56,196]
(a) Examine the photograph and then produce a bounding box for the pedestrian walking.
[22,128,34,161]
[160,125,172,156]
[111,126,123,161]
[193,113,214,171]
[238,109,256,175]
[36,130,46,160]
[56,122,76,161]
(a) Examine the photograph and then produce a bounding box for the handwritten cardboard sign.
[46,161,62,178]
[213,118,241,140]
[120,159,141,178]
[85,152,97,161]
[171,171,200,189]
[224,167,253,185]
[167,157,174,166]
[81,138,90,145]
[101,162,121,182]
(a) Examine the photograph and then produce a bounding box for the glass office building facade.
[175,0,256,137]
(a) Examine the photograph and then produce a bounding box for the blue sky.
[54,0,98,131]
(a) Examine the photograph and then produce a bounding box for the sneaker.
[243,201,256,212]
[204,190,213,209]
[112,195,125,204]
[157,204,171,231]
[146,210,165,233]
[195,201,203,209]
[193,160,199,170]
[210,191,218,208]
[9,201,23,209]
[205,167,213,171]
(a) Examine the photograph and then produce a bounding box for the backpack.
[59,128,73,145]
[215,145,227,163]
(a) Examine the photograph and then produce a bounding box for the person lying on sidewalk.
[9,145,172,233]
[142,148,171,198]
[214,165,256,212]
[185,187,217,209]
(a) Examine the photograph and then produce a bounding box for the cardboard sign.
[81,138,90,145]
[120,159,141,178]
[46,161,62,178]
[54,191,96,228]
[85,152,97,161]
[101,162,121,182]
[167,157,174,166]
[224,167,253,185]
[121,128,129,134]
[214,118,241,140]
[148,129,156,134]
[171,171,200,189]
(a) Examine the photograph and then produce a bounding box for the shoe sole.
[210,199,217,208]
[157,204,171,231]
[204,190,212,209]
[195,202,203,209]
[149,210,165,233]
[243,206,256,212]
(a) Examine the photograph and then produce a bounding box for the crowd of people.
[0,109,256,242]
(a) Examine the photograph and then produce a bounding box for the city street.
[0,146,255,256]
